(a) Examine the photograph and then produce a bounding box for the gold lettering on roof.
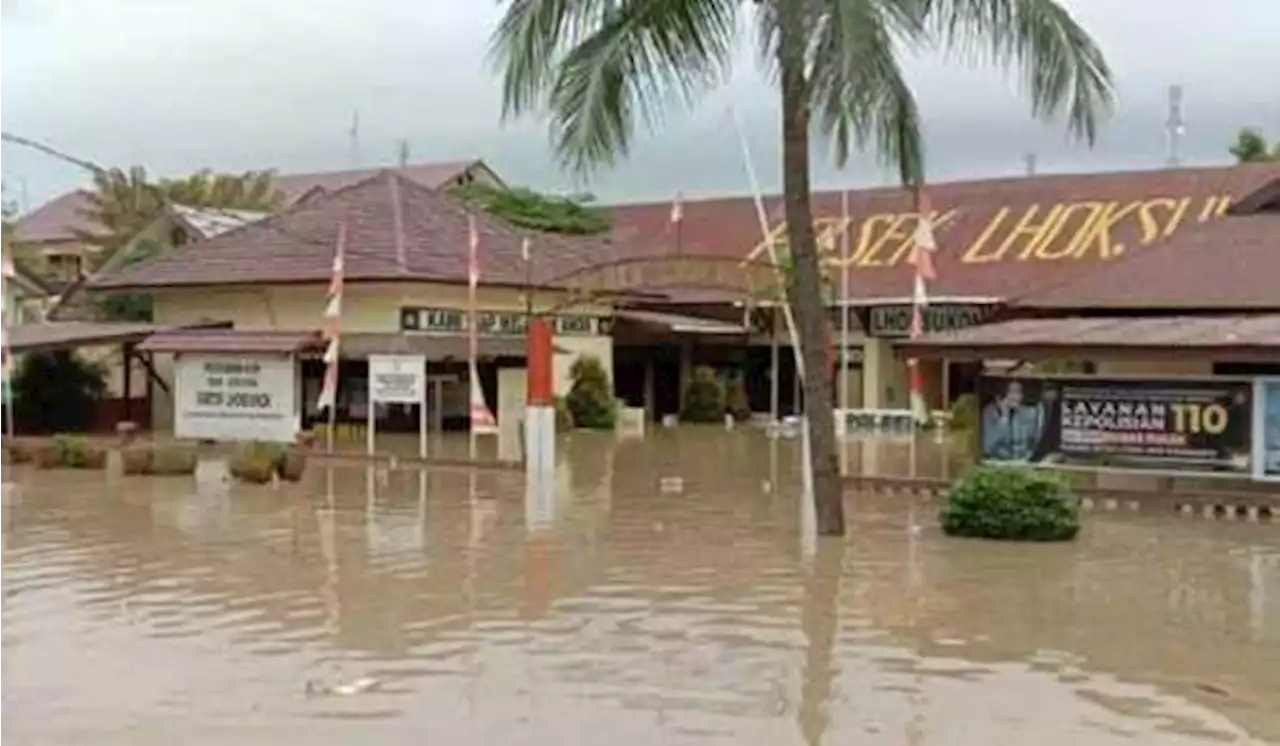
[960,207,1011,263]
[1033,202,1101,260]
[886,210,959,265]
[857,214,913,267]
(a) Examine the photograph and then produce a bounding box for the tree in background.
[492,0,1114,536]
[76,166,281,256]
[11,351,107,433]
[1230,128,1280,163]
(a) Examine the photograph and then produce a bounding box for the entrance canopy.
[896,314,1280,362]
[7,321,226,354]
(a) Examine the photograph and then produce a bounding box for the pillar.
[525,317,556,479]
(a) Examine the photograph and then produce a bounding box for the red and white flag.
[670,191,683,225]
[316,222,346,412]
[907,189,937,424]
[467,215,498,435]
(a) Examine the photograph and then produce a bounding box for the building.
[78,159,1280,438]
[10,160,501,283]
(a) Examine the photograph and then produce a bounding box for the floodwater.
[3,430,1279,745]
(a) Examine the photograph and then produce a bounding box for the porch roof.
[894,314,1280,362]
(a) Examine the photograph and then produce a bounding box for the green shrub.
[949,393,979,431]
[278,448,308,482]
[37,435,106,469]
[120,443,198,475]
[565,356,616,429]
[5,440,38,464]
[680,366,725,423]
[229,441,307,483]
[230,441,284,484]
[150,444,198,475]
[554,396,576,431]
[12,352,107,433]
[724,373,751,422]
[940,466,1080,542]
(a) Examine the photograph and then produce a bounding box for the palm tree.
[76,166,281,256]
[492,0,1113,535]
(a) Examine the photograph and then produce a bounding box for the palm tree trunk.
[775,0,844,536]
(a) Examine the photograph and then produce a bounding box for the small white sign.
[174,355,298,443]
[369,354,426,404]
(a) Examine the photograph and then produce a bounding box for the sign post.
[368,354,428,462]
[174,355,298,443]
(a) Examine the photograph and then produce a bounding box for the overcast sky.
[3,0,1278,211]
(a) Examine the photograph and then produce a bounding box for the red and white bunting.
[315,222,346,413]
[906,189,937,424]
[467,214,498,434]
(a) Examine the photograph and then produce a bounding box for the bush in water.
[565,356,616,429]
[940,466,1080,542]
[230,442,284,484]
[680,366,725,423]
[37,435,106,469]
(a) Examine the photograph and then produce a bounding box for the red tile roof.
[7,321,223,353]
[1012,207,1280,311]
[896,314,1280,360]
[11,190,107,244]
[13,160,492,244]
[91,170,636,291]
[609,163,1280,303]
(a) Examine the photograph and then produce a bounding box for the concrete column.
[525,318,556,480]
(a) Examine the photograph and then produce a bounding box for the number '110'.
[1171,403,1229,435]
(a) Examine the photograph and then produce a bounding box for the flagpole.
[468,214,479,462]
[317,221,347,454]
[838,189,851,474]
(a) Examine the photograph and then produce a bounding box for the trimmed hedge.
[940,466,1080,542]
[565,356,616,429]
[36,435,106,470]
[229,441,308,484]
[680,366,726,423]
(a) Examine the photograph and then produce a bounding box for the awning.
[895,314,1280,362]
[7,321,228,354]
[138,328,318,354]
[614,309,748,335]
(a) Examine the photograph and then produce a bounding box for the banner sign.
[1254,377,1280,482]
[174,356,298,443]
[865,304,987,337]
[978,375,1253,475]
[369,354,425,404]
[400,307,608,336]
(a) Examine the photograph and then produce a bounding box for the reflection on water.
[3,430,1279,745]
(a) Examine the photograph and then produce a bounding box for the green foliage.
[122,443,198,475]
[565,355,616,429]
[554,396,576,431]
[448,182,610,234]
[38,435,105,469]
[229,441,285,484]
[724,372,751,421]
[12,351,107,433]
[96,293,153,321]
[949,393,979,431]
[76,166,280,258]
[1229,128,1280,163]
[229,441,307,483]
[940,466,1080,542]
[680,366,726,423]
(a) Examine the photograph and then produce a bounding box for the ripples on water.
[3,431,1278,745]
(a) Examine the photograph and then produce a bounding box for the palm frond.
[925,0,1114,144]
[491,0,739,172]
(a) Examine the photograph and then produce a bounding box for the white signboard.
[369,354,426,404]
[174,355,298,443]
[1254,377,1280,483]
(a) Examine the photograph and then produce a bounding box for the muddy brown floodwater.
[3,429,1279,745]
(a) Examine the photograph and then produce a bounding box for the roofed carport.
[895,314,1280,363]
